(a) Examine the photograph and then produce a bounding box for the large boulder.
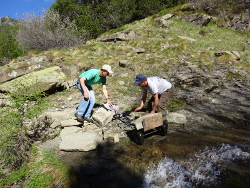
[0,55,49,83]
[97,31,136,42]
[0,66,68,95]
[181,13,212,27]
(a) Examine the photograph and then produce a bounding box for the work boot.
[75,113,84,122]
[83,118,93,123]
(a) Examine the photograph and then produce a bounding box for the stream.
[59,123,250,188]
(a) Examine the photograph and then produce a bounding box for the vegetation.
[0,0,185,65]
[0,24,26,65]
[0,79,48,174]
[1,0,248,64]
[51,0,186,38]
[0,80,69,187]
[16,10,87,51]
[167,98,186,112]
[0,149,72,188]
[0,0,250,187]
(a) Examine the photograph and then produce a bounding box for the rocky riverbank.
[0,11,250,154]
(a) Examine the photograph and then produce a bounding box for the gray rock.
[214,51,240,60]
[166,113,187,124]
[92,103,117,127]
[59,127,103,151]
[0,66,68,95]
[162,13,175,20]
[61,119,82,127]
[181,13,212,27]
[97,31,136,42]
[178,36,196,41]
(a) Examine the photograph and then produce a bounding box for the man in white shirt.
[133,74,173,117]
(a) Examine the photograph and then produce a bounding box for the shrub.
[16,10,87,51]
[0,24,26,65]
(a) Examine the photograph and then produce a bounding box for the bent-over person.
[133,74,173,117]
[75,65,113,122]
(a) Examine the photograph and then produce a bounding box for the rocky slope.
[0,8,250,151]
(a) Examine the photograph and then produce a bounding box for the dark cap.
[133,74,147,85]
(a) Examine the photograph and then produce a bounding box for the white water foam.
[142,144,250,188]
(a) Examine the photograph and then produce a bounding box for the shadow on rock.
[66,141,145,188]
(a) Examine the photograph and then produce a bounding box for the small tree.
[0,24,26,65]
[16,10,87,51]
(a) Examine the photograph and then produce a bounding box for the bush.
[16,10,87,51]
[51,0,186,39]
[0,24,26,65]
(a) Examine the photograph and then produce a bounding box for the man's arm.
[102,85,112,105]
[135,91,147,111]
[79,77,89,99]
[150,93,159,113]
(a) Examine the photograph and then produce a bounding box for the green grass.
[167,98,186,112]
[0,149,72,188]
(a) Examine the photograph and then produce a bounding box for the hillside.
[0,16,17,27]
[1,5,250,127]
[0,5,250,187]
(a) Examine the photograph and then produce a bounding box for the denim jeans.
[76,81,95,118]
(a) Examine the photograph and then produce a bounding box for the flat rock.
[59,128,103,151]
[166,112,187,124]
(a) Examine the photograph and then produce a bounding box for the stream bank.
[41,119,250,188]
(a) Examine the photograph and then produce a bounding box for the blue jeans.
[76,81,95,118]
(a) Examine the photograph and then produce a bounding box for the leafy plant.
[0,24,26,65]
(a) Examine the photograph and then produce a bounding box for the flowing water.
[142,144,250,188]
[60,124,250,188]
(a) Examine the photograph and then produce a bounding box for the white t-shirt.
[142,77,172,95]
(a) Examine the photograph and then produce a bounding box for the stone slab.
[143,113,163,131]
[92,103,117,126]
[132,113,163,130]
[166,112,187,124]
[60,119,82,127]
[59,132,102,151]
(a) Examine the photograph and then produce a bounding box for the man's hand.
[107,99,113,106]
[83,92,89,99]
[134,106,142,112]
